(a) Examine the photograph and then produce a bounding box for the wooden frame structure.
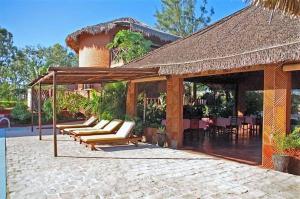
[29,67,158,157]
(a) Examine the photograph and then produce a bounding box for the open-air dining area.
[180,71,264,165]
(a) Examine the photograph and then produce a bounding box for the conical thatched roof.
[66,17,180,52]
[123,6,300,75]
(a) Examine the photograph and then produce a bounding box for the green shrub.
[100,111,113,120]
[0,100,17,108]
[101,82,126,119]
[285,128,300,149]
[84,90,101,117]
[43,98,53,121]
[272,129,300,154]
[11,103,31,122]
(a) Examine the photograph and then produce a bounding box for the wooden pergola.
[28,67,158,157]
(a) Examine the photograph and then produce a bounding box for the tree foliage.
[155,0,214,37]
[107,30,152,64]
[0,27,78,100]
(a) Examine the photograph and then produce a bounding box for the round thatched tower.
[65,17,179,68]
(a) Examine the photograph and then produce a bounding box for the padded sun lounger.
[80,121,141,150]
[56,116,97,130]
[71,119,123,137]
[62,120,110,135]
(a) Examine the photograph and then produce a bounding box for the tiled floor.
[183,129,262,165]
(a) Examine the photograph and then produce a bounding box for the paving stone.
[5,129,300,199]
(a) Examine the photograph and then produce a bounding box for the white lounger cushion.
[83,116,97,125]
[80,121,135,142]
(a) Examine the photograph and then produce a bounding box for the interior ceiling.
[184,71,264,84]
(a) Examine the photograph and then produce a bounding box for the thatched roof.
[251,0,300,17]
[123,6,300,75]
[66,17,180,52]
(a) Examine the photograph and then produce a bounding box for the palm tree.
[251,0,300,17]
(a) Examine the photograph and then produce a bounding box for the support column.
[262,65,291,168]
[166,76,183,149]
[192,82,197,101]
[126,81,137,117]
[38,83,42,140]
[237,82,247,116]
[52,72,58,157]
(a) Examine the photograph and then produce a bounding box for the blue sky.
[1,0,247,49]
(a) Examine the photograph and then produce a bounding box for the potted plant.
[157,125,167,147]
[284,128,300,175]
[272,132,290,172]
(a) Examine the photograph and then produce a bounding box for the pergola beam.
[29,67,159,87]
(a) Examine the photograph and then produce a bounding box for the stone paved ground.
[6,127,300,199]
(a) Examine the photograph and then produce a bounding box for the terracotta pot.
[157,132,166,147]
[272,154,290,173]
[143,128,158,144]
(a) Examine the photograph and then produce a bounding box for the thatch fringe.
[251,0,300,17]
[158,42,300,75]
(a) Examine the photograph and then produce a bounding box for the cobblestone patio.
[6,127,300,199]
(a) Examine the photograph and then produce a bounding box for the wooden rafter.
[28,67,159,86]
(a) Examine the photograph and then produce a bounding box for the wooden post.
[192,82,197,102]
[234,84,239,116]
[262,65,291,168]
[166,76,184,149]
[30,87,34,132]
[143,93,147,123]
[126,81,137,117]
[237,81,246,116]
[52,72,58,157]
[38,83,42,140]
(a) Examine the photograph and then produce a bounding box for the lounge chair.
[70,119,123,138]
[56,116,97,131]
[62,119,110,135]
[80,121,140,150]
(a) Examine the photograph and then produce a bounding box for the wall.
[78,33,112,67]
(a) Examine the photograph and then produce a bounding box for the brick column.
[166,76,183,149]
[262,65,291,168]
[126,81,137,117]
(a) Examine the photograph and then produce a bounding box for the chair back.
[83,116,97,125]
[93,120,110,129]
[116,121,135,138]
[230,116,238,126]
[103,119,123,132]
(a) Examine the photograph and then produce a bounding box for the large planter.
[143,128,158,144]
[272,154,290,173]
[285,149,300,175]
[157,132,167,147]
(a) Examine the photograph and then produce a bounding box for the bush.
[11,103,31,123]
[101,82,126,119]
[0,100,17,108]
[43,99,53,121]
[285,128,300,149]
[273,129,300,154]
